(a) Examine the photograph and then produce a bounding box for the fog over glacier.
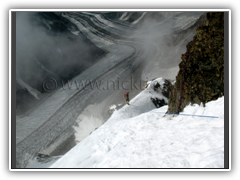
[15,11,206,168]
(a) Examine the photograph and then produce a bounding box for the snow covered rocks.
[50,94,224,168]
[145,78,173,108]
[49,76,224,169]
[107,105,117,114]
[107,104,123,114]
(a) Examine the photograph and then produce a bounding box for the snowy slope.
[50,78,224,168]
[16,12,205,168]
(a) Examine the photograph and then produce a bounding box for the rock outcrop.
[167,12,224,113]
[145,78,173,108]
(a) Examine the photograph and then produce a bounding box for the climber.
[123,91,130,105]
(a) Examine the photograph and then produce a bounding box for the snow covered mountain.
[49,78,224,168]
[15,11,206,168]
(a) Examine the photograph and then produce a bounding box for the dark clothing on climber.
[123,91,130,105]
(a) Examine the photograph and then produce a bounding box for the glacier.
[15,11,207,168]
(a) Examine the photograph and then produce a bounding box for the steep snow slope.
[50,78,224,168]
[16,12,206,168]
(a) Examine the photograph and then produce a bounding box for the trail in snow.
[50,78,224,168]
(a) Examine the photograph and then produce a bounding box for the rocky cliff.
[167,12,224,113]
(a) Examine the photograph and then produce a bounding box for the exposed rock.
[153,82,161,92]
[167,12,224,113]
[36,153,50,159]
[162,79,173,98]
[151,98,166,108]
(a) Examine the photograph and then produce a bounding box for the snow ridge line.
[130,104,218,118]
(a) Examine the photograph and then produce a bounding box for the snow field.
[50,78,224,168]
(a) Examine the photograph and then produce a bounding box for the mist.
[15,11,207,168]
[16,12,105,115]
[125,11,206,81]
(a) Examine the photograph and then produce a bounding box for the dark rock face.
[167,12,224,113]
[162,79,173,98]
[37,153,50,159]
[151,98,166,108]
